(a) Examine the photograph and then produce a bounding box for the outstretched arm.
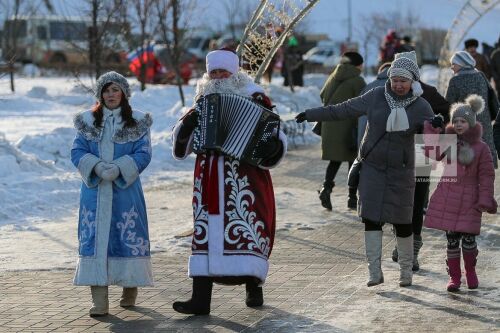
[297,90,371,123]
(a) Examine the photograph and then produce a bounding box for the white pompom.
[411,81,423,97]
[465,94,485,114]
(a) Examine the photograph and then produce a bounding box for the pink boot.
[446,249,461,292]
[462,248,479,289]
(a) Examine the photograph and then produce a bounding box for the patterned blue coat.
[71,108,153,287]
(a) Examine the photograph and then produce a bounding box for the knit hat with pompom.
[451,94,485,127]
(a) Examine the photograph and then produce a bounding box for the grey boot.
[412,234,423,271]
[365,231,384,287]
[120,287,138,307]
[397,235,414,287]
[89,286,109,317]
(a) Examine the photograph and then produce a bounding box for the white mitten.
[94,162,108,178]
[101,164,120,181]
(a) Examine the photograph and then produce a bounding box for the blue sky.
[30,0,500,47]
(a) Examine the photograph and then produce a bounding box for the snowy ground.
[0,66,440,271]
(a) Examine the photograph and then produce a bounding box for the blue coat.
[71,108,153,287]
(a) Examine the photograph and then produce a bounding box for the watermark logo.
[415,134,457,182]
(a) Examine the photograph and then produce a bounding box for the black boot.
[347,187,358,210]
[173,277,213,315]
[245,280,264,307]
[318,181,334,210]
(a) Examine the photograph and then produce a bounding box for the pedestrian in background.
[317,51,366,210]
[71,71,153,317]
[282,35,304,88]
[446,50,498,168]
[464,38,492,80]
[490,36,500,95]
[423,95,497,292]
[296,54,434,287]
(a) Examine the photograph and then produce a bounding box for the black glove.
[431,114,444,128]
[295,112,307,123]
[182,109,198,131]
[254,136,282,159]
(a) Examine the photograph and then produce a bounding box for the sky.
[34,0,500,46]
[199,0,500,47]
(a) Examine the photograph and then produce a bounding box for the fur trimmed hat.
[451,94,485,127]
[206,49,240,74]
[340,51,363,66]
[450,51,476,69]
[94,71,131,101]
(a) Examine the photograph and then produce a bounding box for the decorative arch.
[437,0,500,94]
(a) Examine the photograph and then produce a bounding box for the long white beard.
[194,72,259,102]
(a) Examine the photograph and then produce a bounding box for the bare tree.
[416,28,446,64]
[125,0,159,91]
[86,0,126,80]
[0,0,55,91]
[355,12,392,73]
[356,9,421,73]
[221,0,256,41]
[155,0,187,106]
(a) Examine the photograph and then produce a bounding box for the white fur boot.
[365,231,384,286]
[89,286,109,317]
[397,235,414,287]
[120,287,138,307]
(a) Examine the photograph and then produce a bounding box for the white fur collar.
[74,109,152,143]
[194,71,264,102]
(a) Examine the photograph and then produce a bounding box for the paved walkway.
[1,144,499,332]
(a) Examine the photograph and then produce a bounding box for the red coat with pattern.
[423,122,497,235]
[172,91,286,283]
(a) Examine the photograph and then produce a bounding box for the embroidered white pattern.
[116,206,149,256]
[192,158,208,250]
[224,159,270,257]
[80,206,95,247]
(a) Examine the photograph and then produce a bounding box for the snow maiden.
[71,71,153,317]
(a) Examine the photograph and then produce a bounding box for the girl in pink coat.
[424,94,497,292]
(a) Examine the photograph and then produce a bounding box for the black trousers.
[363,218,413,238]
[412,176,430,236]
[324,160,354,187]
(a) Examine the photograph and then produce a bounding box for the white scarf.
[384,81,418,132]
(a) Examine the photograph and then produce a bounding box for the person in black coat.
[493,110,500,158]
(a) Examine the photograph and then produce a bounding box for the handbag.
[312,122,322,136]
[347,131,387,188]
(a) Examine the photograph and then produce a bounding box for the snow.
[0,66,437,271]
[0,71,327,271]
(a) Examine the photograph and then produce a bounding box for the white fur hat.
[206,49,240,74]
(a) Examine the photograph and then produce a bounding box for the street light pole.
[347,0,352,42]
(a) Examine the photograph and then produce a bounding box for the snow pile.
[0,74,326,227]
[17,127,76,170]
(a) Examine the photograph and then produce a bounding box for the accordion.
[192,93,281,165]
